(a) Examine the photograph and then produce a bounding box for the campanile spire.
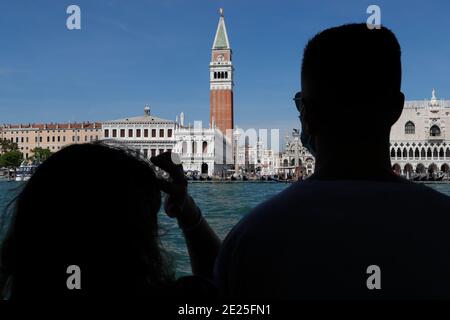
[210,8,234,136]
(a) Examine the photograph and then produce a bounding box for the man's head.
[299,23,404,140]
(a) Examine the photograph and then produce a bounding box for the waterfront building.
[210,8,234,137]
[259,149,279,176]
[101,108,228,178]
[173,115,219,177]
[390,89,450,177]
[237,138,279,176]
[279,129,315,179]
[101,106,176,158]
[0,121,102,159]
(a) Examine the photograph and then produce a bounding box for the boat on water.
[15,160,41,182]
[409,171,448,182]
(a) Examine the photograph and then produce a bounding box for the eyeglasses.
[293,91,302,113]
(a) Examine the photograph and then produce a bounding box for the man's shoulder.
[225,180,314,236]
[232,179,450,234]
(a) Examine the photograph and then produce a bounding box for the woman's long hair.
[0,143,174,299]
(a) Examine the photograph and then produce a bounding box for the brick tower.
[210,8,234,137]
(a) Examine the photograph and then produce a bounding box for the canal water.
[1,181,449,277]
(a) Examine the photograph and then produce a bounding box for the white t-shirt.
[215,180,450,299]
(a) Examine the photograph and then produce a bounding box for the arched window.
[396,149,401,158]
[201,162,208,175]
[421,148,426,159]
[404,164,413,174]
[433,148,438,158]
[446,148,450,158]
[202,141,208,154]
[408,148,413,158]
[225,71,228,79]
[192,141,197,154]
[416,163,425,174]
[402,148,407,158]
[430,125,441,137]
[427,147,432,158]
[405,121,415,134]
[392,164,401,174]
[439,148,444,158]
[182,142,187,154]
[390,148,395,158]
[414,148,420,159]
[283,159,288,167]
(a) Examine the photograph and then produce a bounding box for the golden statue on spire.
[219,8,224,16]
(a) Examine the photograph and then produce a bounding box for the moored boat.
[15,160,41,182]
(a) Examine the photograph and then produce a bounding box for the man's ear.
[300,97,314,135]
[389,92,405,125]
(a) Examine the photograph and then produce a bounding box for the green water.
[1,181,450,276]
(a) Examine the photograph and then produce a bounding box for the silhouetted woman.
[0,143,220,299]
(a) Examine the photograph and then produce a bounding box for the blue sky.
[1,0,450,136]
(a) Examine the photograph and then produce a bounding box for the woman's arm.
[151,152,221,280]
[176,195,221,279]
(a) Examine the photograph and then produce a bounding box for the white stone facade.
[174,121,229,177]
[237,140,279,176]
[101,106,176,159]
[279,129,315,178]
[174,121,217,177]
[390,89,450,176]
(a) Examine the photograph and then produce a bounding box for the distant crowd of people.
[1,23,450,300]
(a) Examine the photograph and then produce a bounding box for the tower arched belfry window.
[430,125,441,137]
[405,121,415,134]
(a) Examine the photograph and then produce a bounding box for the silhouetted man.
[215,24,450,299]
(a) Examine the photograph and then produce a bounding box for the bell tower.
[210,8,234,136]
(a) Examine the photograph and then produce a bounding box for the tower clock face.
[216,54,224,62]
